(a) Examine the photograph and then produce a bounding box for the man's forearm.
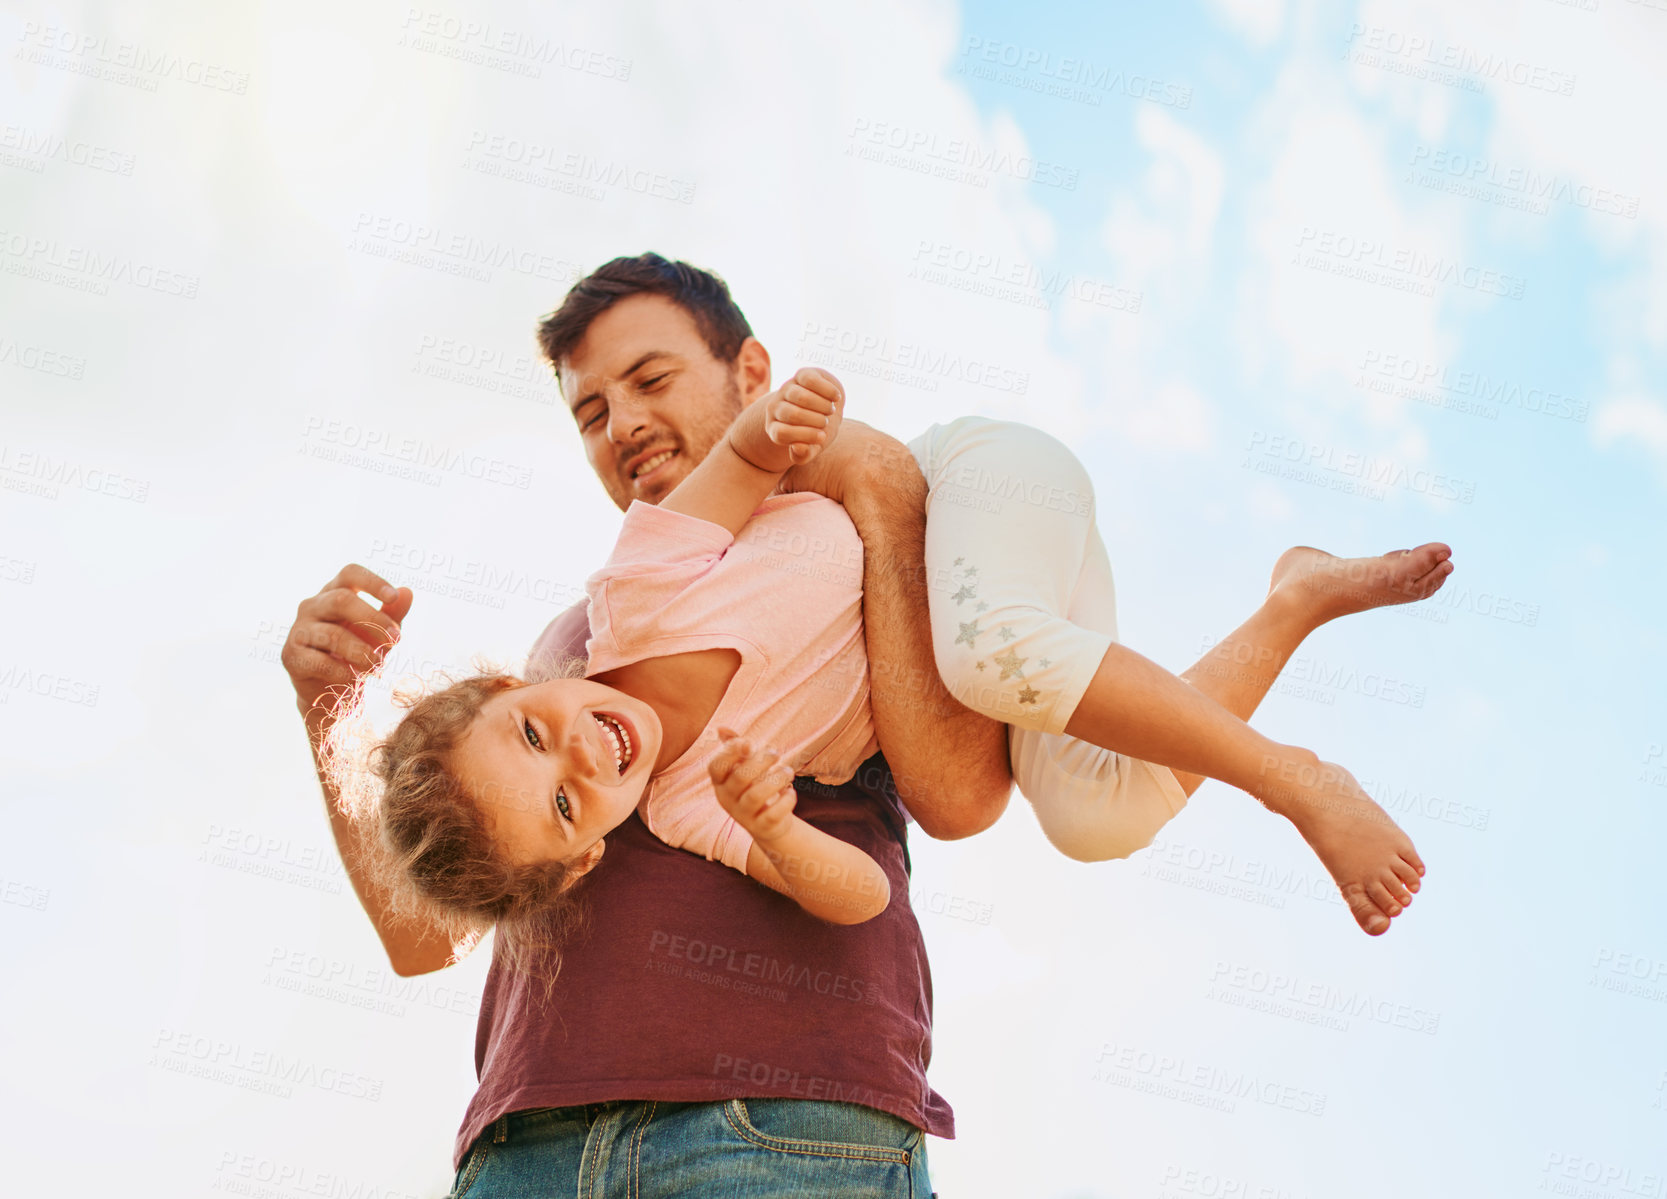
[299,702,456,977]
[843,435,1012,839]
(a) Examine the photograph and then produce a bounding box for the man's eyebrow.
[569,351,677,411]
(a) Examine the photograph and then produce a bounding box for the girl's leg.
[909,416,1195,861]
[910,417,1442,935]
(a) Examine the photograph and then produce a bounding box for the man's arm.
[281,564,458,978]
[784,421,1013,840]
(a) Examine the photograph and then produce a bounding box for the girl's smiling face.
[449,677,664,870]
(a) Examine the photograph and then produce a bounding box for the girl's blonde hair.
[322,654,590,1006]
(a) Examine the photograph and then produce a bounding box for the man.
[283,252,1013,1198]
[284,253,1441,1196]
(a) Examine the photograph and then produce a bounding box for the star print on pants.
[951,585,977,604]
[1017,685,1040,705]
[994,648,1026,680]
[997,626,1016,643]
[955,620,982,648]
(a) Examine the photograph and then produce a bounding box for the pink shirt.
[581,493,878,873]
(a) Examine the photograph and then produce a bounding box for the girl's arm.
[710,729,891,924]
[658,368,844,538]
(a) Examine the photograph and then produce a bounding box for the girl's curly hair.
[322,655,591,1007]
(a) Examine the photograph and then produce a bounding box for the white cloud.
[1594,395,1667,475]
[1206,0,1286,47]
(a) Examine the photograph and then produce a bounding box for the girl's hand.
[765,368,844,468]
[709,727,799,844]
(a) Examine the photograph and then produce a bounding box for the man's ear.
[735,335,771,403]
[566,838,607,885]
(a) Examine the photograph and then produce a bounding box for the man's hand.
[281,564,412,727]
[729,367,845,475]
[709,727,799,844]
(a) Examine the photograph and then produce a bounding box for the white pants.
[904,416,1189,861]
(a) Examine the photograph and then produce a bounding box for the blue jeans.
[449,1099,934,1198]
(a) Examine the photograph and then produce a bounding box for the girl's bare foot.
[1258,757,1426,936]
[1268,543,1454,626]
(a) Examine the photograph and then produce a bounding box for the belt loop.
[491,1114,510,1144]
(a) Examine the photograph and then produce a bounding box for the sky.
[2,1,1665,1196]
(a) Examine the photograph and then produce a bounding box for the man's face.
[558,293,756,510]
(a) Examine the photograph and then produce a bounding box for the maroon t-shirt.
[451,602,954,1169]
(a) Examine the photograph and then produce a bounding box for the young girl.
[337,369,1443,960]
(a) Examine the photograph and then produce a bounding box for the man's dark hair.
[537,252,754,371]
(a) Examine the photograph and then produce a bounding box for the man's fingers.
[380,586,414,624]
[297,621,385,672]
[308,587,403,646]
[279,643,359,688]
[324,563,401,606]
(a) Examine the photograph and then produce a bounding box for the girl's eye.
[523,719,543,751]
[642,375,667,390]
[555,788,572,821]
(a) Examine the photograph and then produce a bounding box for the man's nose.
[606,392,650,443]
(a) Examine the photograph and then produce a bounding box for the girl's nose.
[567,727,600,778]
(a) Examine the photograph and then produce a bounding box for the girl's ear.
[567,838,606,884]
